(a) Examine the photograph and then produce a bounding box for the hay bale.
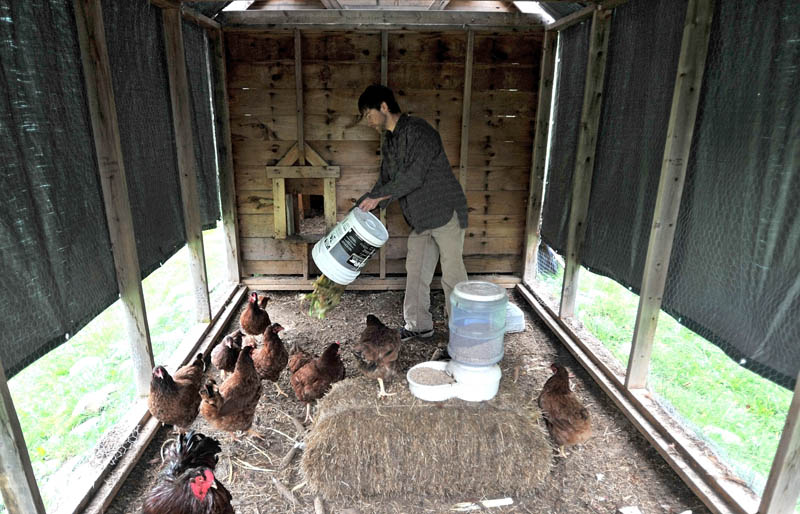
[301,375,552,501]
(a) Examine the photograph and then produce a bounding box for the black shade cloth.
[0,0,118,377]
[102,0,186,278]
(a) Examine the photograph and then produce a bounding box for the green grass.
[5,226,226,512]
[534,263,792,496]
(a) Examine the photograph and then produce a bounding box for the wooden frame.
[458,29,474,191]
[522,29,557,285]
[759,370,800,513]
[625,0,714,389]
[243,274,520,290]
[163,8,212,323]
[379,29,388,279]
[559,7,612,318]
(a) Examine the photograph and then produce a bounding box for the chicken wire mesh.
[539,0,800,389]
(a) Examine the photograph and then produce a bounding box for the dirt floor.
[107,288,710,514]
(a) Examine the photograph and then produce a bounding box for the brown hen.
[148,353,205,431]
[537,363,592,456]
[210,329,244,380]
[253,323,289,397]
[353,314,402,398]
[289,342,345,423]
[200,345,262,439]
[239,292,270,337]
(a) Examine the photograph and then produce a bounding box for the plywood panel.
[228,62,296,89]
[240,237,306,261]
[357,254,521,275]
[466,214,526,238]
[229,89,297,117]
[237,190,274,214]
[302,32,381,62]
[242,259,303,275]
[239,213,276,237]
[388,32,466,62]
[472,64,537,91]
[388,63,464,90]
[232,141,298,166]
[232,114,378,142]
[468,140,530,167]
[394,89,463,117]
[468,115,534,143]
[236,165,269,191]
[305,114,379,140]
[225,33,295,62]
[336,166,380,188]
[466,190,528,215]
[472,90,537,117]
[304,63,381,89]
[304,89,363,115]
[382,236,522,258]
[465,166,530,191]
[310,140,382,166]
[474,34,543,65]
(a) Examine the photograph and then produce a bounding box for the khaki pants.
[404,211,468,332]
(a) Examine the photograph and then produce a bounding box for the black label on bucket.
[336,229,379,269]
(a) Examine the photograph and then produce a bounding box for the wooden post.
[0,363,45,514]
[295,29,305,166]
[163,8,212,323]
[625,0,714,389]
[458,29,474,191]
[760,371,800,513]
[559,8,612,318]
[522,30,557,285]
[73,0,154,396]
[379,29,388,279]
[208,28,242,284]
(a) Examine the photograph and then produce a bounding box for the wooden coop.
[2,0,800,513]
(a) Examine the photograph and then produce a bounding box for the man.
[356,85,469,341]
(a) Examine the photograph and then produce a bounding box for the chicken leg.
[303,403,314,424]
[274,382,288,397]
[377,378,395,398]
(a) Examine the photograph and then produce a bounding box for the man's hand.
[358,195,390,212]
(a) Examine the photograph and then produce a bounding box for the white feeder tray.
[407,360,502,402]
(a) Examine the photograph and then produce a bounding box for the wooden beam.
[323,178,337,231]
[546,0,630,32]
[522,30,557,285]
[209,29,242,284]
[559,7,611,318]
[458,29,474,191]
[163,8,212,323]
[760,370,800,513]
[148,0,221,30]
[320,0,343,8]
[0,363,45,513]
[517,283,760,514]
[220,10,545,31]
[625,0,714,389]
[294,29,306,165]
[379,29,388,279]
[429,0,450,9]
[266,166,340,178]
[243,274,520,290]
[73,0,154,397]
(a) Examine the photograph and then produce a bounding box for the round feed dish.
[407,361,458,402]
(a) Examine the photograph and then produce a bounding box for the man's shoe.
[400,328,434,341]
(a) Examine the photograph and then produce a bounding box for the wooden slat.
[379,29,388,279]
[220,10,545,31]
[163,8,212,322]
[626,0,714,389]
[239,213,276,237]
[303,31,380,62]
[395,89,463,117]
[473,33,543,64]
[74,0,153,396]
[388,32,466,62]
[295,29,305,164]
[224,32,295,62]
[242,259,305,275]
[0,363,45,513]
[465,166,530,191]
[388,62,465,90]
[240,237,307,261]
[522,30,556,285]
[468,140,530,167]
[546,0,632,32]
[273,178,287,238]
[303,143,329,166]
[472,64,537,91]
[760,370,800,513]
[266,165,340,178]
[355,255,522,275]
[559,8,612,318]
[468,115,534,143]
[209,29,242,284]
[472,90,537,117]
[243,274,520,290]
[459,30,474,191]
[323,177,337,231]
[237,190,274,213]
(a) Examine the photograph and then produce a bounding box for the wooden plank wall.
[227,30,542,278]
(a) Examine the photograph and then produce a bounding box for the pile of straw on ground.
[301,375,552,501]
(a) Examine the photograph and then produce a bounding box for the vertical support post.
[559,8,612,318]
[522,30,557,285]
[323,178,337,232]
[379,30,388,279]
[208,28,242,284]
[73,0,154,396]
[760,371,800,514]
[0,363,45,514]
[273,177,287,238]
[458,29,474,191]
[163,8,212,323]
[625,0,714,389]
[295,28,305,165]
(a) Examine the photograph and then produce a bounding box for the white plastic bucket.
[311,208,389,285]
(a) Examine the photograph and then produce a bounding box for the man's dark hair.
[358,85,401,114]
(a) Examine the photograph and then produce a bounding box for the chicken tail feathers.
[166,431,222,476]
